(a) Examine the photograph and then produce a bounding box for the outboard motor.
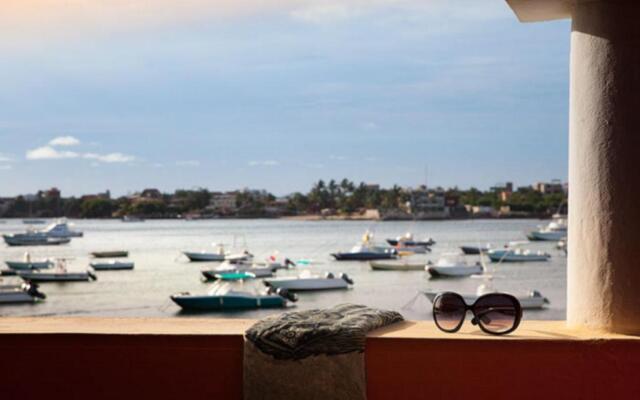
[26,283,46,300]
[325,272,335,279]
[284,258,296,268]
[340,273,354,285]
[87,271,98,281]
[276,287,298,303]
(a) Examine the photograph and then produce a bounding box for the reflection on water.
[0,219,566,320]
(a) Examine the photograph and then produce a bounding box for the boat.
[370,259,427,271]
[91,250,129,258]
[90,261,134,271]
[203,271,257,281]
[422,285,549,310]
[488,248,551,262]
[38,219,83,238]
[3,235,70,246]
[387,232,436,247]
[332,231,397,261]
[426,253,484,278]
[395,244,431,254]
[200,258,293,281]
[17,260,97,282]
[3,220,82,246]
[0,282,46,304]
[202,266,274,281]
[460,245,491,255]
[183,243,237,262]
[527,215,568,241]
[18,270,97,282]
[170,283,297,311]
[264,272,353,292]
[5,260,54,270]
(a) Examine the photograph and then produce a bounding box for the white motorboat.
[90,260,135,271]
[370,259,427,271]
[0,282,46,304]
[332,231,398,261]
[422,284,549,310]
[426,253,484,278]
[528,215,567,241]
[183,251,226,262]
[387,232,436,247]
[3,219,81,246]
[264,272,354,292]
[488,248,551,262]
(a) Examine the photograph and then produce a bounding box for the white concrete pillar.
[567,0,640,334]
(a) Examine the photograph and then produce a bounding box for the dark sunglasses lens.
[433,293,466,332]
[473,294,519,334]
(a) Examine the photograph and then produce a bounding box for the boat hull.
[91,251,129,258]
[332,252,396,261]
[488,251,550,262]
[0,290,39,304]
[171,294,286,310]
[5,261,53,270]
[527,231,566,241]
[460,246,489,255]
[427,265,483,278]
[3,235,70,247]
[183,252,226,262]
[264,278,349,291]
[90,262,134,271]
[369,261,426,271]
[18,271,96,282]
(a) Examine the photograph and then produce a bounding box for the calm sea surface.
[0,218,566,320]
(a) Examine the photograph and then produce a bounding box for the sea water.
[0,218,566,320]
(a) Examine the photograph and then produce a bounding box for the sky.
[0,0,571,197]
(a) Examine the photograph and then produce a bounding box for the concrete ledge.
[0,318,639,400]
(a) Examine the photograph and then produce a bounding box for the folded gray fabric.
[245,303,403,360]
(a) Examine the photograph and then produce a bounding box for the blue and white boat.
[264,271,354,292]
[3,220,82,246]
[170,283,297,311]
[426,253,484,278]
[0,282,46,304]
[528,215,567,241]
[90,260,135,271]
[332,231,397,261]
[488,248,551,262]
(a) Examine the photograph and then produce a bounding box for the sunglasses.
[432,292,522,335]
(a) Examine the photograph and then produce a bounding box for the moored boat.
[170,284,297,311]
[488,248,551,262]
[3,235,70,246]
[369,260,426,271]
[264,272,353,292]
[0,283,46,304]
[5,260,54,270]
[387,232,435,247]
[91,250,129,258]
[426,253,484,278]
[460,245,491,255]
[18,270,97,282]
[90,261,135,271]
[527,215,567,241]
[332,231,397,261]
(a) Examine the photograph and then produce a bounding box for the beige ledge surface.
[0,318,639,341]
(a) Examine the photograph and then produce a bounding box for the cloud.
[176,160,201,167]
[302,162,325,169]
[329,155,347,161]
[248,160,280,167]
[0,165,12,170]
[49,135,80,146]
[26,145,135,163]
[26,146,79,160]
[83,152,135,163]
[0,153,13,162]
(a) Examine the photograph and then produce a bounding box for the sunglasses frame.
[432,291,523,335]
